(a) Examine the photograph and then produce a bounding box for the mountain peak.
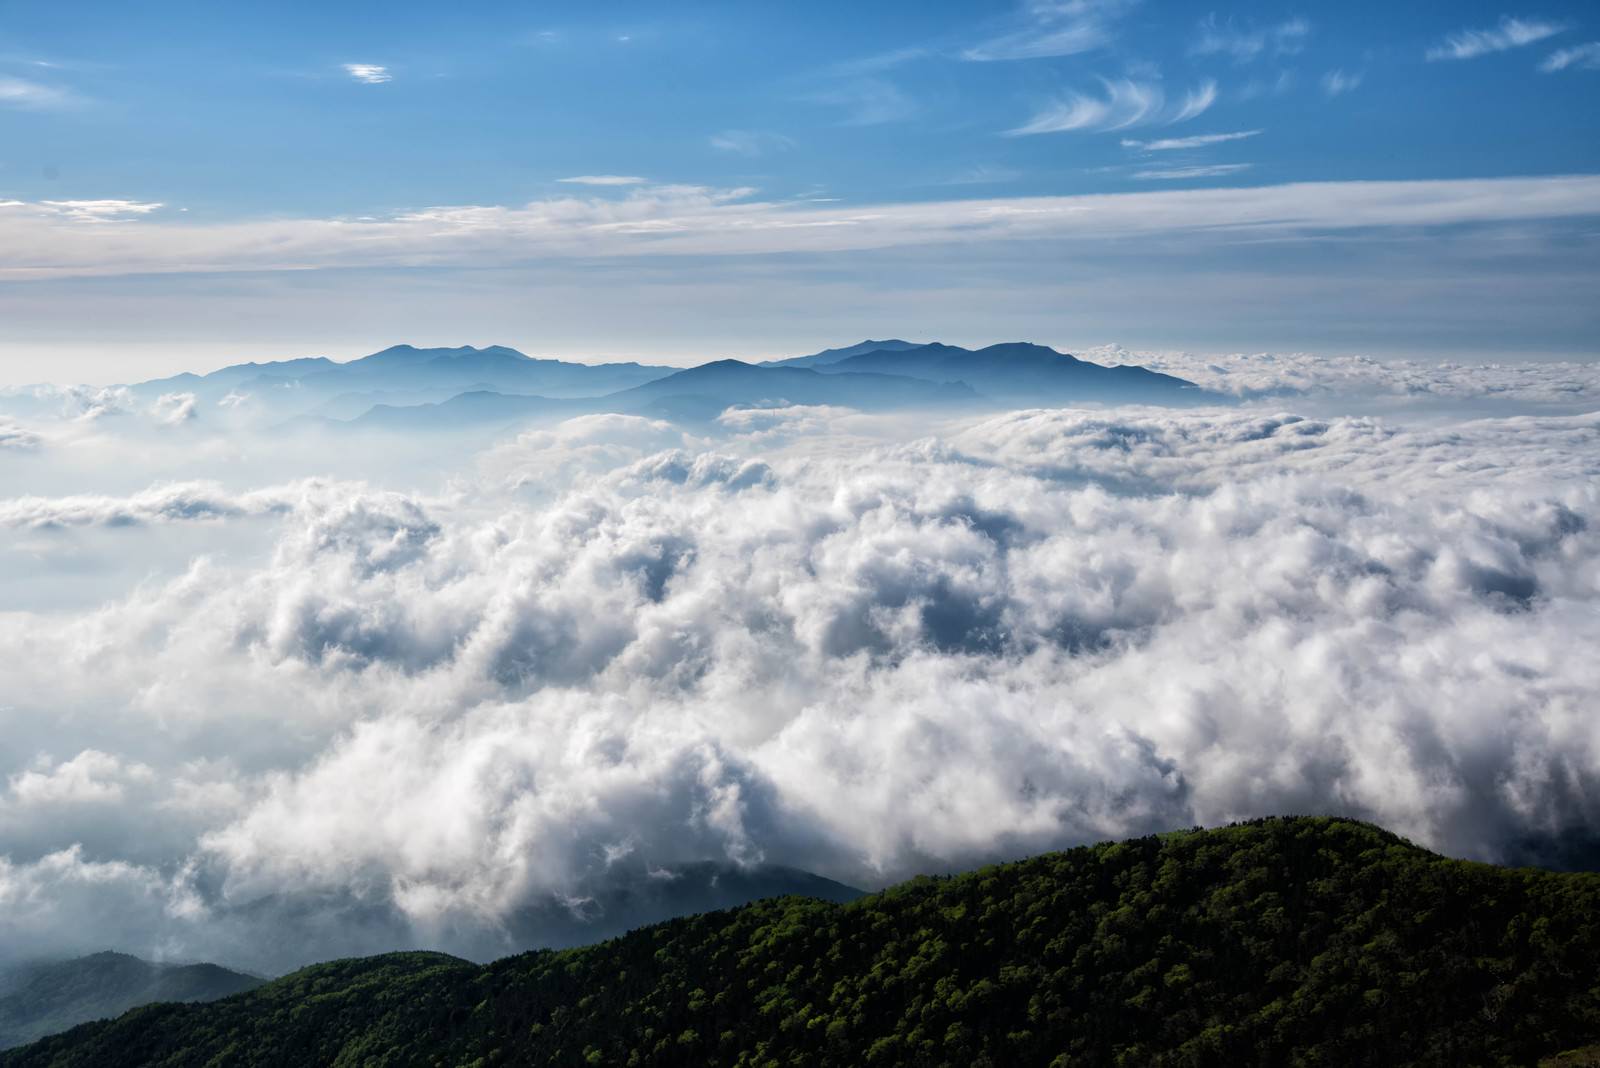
[358,344,531,366]
[760,339,925,369]
[690,358,758,372]
[975,341,1069,354]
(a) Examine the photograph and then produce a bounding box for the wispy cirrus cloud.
[825,46,929,77]
[1007,78,1217,135]
[1540,42,1600,71]
[804,78,916,126]
[799,47,927,127]
[1425,17,1566,61]
[0,75,75,109]
[556,175,648,186]
[1190,15,1310,61]
[1238,70,1296,99]
[1171,80,1218,122]
[962,0,1139,62]
[1122,129,1262,151]
[1132,163,1253,181]
[26,200,164,223]
[709,130,796,157]
[1321,69,1363,97]
[2,175,1597,280]
[342,63,392,84]
[942,164,1025,185]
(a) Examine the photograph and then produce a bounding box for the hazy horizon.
[17,334,1600,391]
[2,0,1596,382]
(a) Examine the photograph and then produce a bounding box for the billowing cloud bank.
[1,398,1598,973]
[1089,345,1600,406]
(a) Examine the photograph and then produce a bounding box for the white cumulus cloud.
[1,390,1599,972]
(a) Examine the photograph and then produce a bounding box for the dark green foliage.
[8,817,1600,1067]
[0,953,261,1049]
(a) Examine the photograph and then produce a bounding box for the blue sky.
[1,0,1598,379]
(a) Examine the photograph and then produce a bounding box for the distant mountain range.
[801,342,1202,406]
[760,338,926,368]
[131,344,675,409]
[0,953,260,1050]
[579,357,979,421]
[111,339,1218,433]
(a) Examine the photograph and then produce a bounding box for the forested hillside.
[8,817,1600,1067]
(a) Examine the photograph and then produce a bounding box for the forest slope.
[7,817,1600,1067]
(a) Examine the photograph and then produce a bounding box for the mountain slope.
[761,339,924,369]
[335,360,977,432]
[820,341,962,370]
[603,359,977,416]
[295,346,676,398]
[493,862,865,954]
[0,954,260,1050]
[131,357,339,396]
[822,342,1212,405]
[129,346,678,412]
[350,390,584,431]
[120,340,1215,430]
[10,817,1600,1067]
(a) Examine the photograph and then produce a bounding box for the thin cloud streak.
[805,78,916,126]
[342,63,391,84]
[1322,69,1363,97]
[0,175,1598,279]
[1132,163,1253,181]
[961,0,1137,62]
[1007,78,1216,135]
[1171,80,1219,122]
[1541,42,1600,72]
[963,20,1107,62]
[34,200,165,223]
[709,131,796,157]
[0,75,75,109]
[1122,130,1262,151]
[1426,17,1567,61]
[1190,15,1310,61]
[556,176,648,186]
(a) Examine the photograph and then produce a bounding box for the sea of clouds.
[1,350,1598,973]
